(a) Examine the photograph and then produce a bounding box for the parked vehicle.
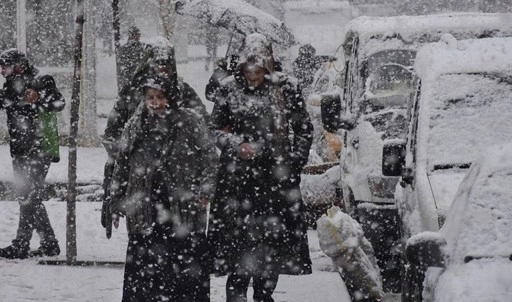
[394,37,512,301]
[404,143,512,302]
[320,12,512,293]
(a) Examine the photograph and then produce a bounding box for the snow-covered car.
[394,37,512,301]
[320,13,512,293]
[404,143,512,302]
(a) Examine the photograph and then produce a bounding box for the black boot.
[0,243,29,259]
[30,241,60,257]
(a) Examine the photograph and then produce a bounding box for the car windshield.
[428,72,512,169]
[359,50,416,111]
[364,49,416,76]
[368,63,415,97]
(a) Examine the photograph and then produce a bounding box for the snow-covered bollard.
[317,206,384,301]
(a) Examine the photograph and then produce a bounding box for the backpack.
[39,111,60,162]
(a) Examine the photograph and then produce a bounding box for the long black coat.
[0,67,65,158]
[110,104,217,235]
[109,105,217,302]
[209,72,314,276]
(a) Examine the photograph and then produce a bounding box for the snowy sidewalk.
[0,201,348,302]
[0,145,106,185]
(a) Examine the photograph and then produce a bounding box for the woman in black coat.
[209,33,314,302]
[109,75,217,302]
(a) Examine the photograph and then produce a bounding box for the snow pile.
[317,206,383,300]
[300,165,340,206]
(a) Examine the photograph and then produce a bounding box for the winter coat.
[117,39,147,91]
[109,104,218,236]
[0,66,65,159]
[209,69,314,276]
[104,38,210,156]
[293,46,323,90]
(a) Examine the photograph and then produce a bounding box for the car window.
[427,72,512,169]
[368,63,414,97]
[363,49,416,77]
[363,109,408,140]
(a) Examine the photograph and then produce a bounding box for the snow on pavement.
[0,201,348,302]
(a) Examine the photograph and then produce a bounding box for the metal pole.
[67,0,85,265]
[16,0,26,52]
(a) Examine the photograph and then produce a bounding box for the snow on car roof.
[441,143,512,264]
[414,37,512,80]
[346,13,512,60]
[345,12,512,43]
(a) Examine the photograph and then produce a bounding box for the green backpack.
[39,111,60,163]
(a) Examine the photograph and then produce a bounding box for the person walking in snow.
[208,33,314,302]
[116,26,147,93]
[0,49,65,259]
[101,37,210,231]
[108,74,217,301]
[292,44,322,92]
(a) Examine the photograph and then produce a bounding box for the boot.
[30,241,61,257]
[0,243,29,259]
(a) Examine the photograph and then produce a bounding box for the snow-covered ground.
[0,200,347,302]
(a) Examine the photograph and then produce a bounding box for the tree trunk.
[67,0,85,265]
[79,0,99,147]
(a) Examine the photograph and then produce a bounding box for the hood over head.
[130,37,178,90]
[237,33,275,74]
[0,48,38,77]
[146,37,178,85]
[141,73,179,106]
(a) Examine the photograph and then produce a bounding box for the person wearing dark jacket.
[0,49,65,259]
[102,37,210,229]
[116,26,147,93]
[292,44,322,92]
[209,33,314,302]
[108,74,217,301]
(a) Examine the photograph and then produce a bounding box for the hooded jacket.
[109,103,218,235]
[209,33,314,276]
[104,37,209,156]
[0,51,65,159]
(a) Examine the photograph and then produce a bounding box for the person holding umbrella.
[209,33,313,302]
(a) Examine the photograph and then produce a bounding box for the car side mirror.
[320,94,342,133]
[382,142,406,176]
[406,232,446,271]
[400,167,414,187]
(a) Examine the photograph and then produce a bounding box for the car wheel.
[401,264,424,302]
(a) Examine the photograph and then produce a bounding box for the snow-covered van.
[396,37,512,300]
[320,12,512,293]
